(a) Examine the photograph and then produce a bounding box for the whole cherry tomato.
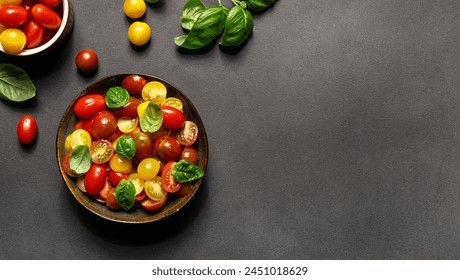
[107,170,128,187]
[154,136,182,162]
[0,5,28,28]
[31,4,61,30]
[113,97,141,118]
[75,49,99,72]
[22,20,44,49]
[180,146,199,165]
[17,115,38,144]
[84,164,107,196]
[160,105,185,130]
[73,93,106,119]
[91,110,117,140]
[121,75,147,97]
[38,0,61,7]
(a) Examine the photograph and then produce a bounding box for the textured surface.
[0,0,459,259]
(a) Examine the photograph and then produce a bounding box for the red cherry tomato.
[141,195,167,212]
[160,105,185,130]
[121,75,147,97]
[108,170,128,187]
[31,4,61,30]
[106,187,121,210]
[38,0,61,7]
[176,184,191,197]
[154,136,182,162]
[161,161,182,193]
[17,115,38,144]
[177,121,198,146]
[91,110,118,140]
[22,20,44,49]
[74,117,94,138]
[113,97,141,118]
[73,93,106,119]
[62,153,79,177]
[0,5,28,28]
[75,49,99,72]
[84,164,107,196]
[180,146,199,165]
[90,140,114,164]
[132,131,154,163]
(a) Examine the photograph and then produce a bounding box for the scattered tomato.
[127,21,151,46]
[17,115,37,144]
[75,49,99,72]
[123,0,146,19]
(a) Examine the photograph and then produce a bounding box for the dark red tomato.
[41,28,56,45]
[17,115,38,145]
[160,105,185,130]
[108,170,128,187]
[22,20,44,49]
[75,49,99,72]
[31,4,61,30]
[91,110,117,140]
[106,188,121,210]
[161,161,182,193]
[84,164,107,196]
[154,136,182,162]
[38,0,61,7]
[132,131,154,163]
[113,97,141,118]
[0,5,28,28]
[141,196,167,212]
[90,140,114,164]
[62,153,79,178]
[73,93,106,119]
[180,146,199,165]
[176,184,191,197]
[121,75,147,97]
[177,121,198,146]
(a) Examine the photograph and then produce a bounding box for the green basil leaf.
[243,0,276,11]
[115,136,136,160]
[105,86,130,109]
[181,0,206,30]
[172,160,205,183]
[115,180,136,211]
[69,145,92,175]
[0,64,36,102]
[140,102,162,133]
[174,4,229,49]
[145,0,159,3]
[220,5,253,47]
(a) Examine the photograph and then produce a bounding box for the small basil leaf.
[172,160,205,183]
[115,136,136,160]
[115,180,136,211]
[174,4,229,49]
[0,64,36,102]
[105,86,130,109]
[140,102,162,133]
[69,145,92,175]
[220,5,253,47]
[181,0,206,30]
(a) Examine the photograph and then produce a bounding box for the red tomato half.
[90,140,114,164]
[84,164,107,196]
[0,5,28,28]
[177,121,198,146]
[31,4,61,30]
[161,161,182,193]
[22,20,44,49]
[17,115,38,144]
[160,105,185,130]
[141,196,167,212]
[38,0,61,7]
[62,153,79,177]
[73,93,106,119]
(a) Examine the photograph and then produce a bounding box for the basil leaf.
[174,4,229,49]
[172,160,205,183]
[220,5,253,47]
[115,180,136,211]
[243,0,276,11]
[181,0,206,30]
[115,136,136,160]
[105,86,130,109]
[0,64,36,102]
[140,102,162,133]
[69,145,92,175]
[145,0,159,3]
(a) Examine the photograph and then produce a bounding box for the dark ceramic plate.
[56,74,208,224]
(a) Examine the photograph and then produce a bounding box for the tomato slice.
[117,117,138,133]
[141,196,167,212]
[177,121,198,146]
[90,140,114,164]
[161,161,182,193]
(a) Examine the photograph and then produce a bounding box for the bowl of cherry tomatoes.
[56,74,208,224]
[0,0,74,56]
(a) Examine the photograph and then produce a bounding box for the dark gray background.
[1,0,459,259]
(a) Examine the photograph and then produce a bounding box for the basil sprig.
[115,136,136,160]
[181,0,206,31]
[140,102,163,133]
[69,145,92,175]
[0,64,36,102]
[105,86,130,109]
[220,4,253,47]
[115,180,136,211]
[172,160,205,183]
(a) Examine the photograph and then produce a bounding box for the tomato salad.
[62,75,205,212]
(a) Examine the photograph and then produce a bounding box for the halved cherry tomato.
[144,176,167,201]
[154,136,182,162]
[127,173,145,195]
[22,20,44,49]
[31,4,61,30]
[17,115,37,144]
[0,5,28,28]
[135,189,147,202]
[161,97,183,112]
[160,105,185,130]
[64,128,91,152]
[117,117,138,133]
[38,0,61,7]
[90,140,114,164]
[62,153,80,177]
[91,110,117,140]
[141,195,167,212]
[161,161,182,193]
[74,93,106,119]
[177,121,198,146]
[121,75,147,97]
[109,153,132,173]
[142,81,166,105]
[98,179,111,200]
[108,170,128,187]
[181,146,199,165]
[106,188,121,210]
[84,164,107,196]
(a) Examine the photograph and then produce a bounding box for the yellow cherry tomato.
[65,129,92,153]
[117,117,139,133]
[137,101,150,118]
[127,21,151,46]
[142,81,166,105]
[128,173,145,195]
[144,176,166,201]
[0,28,26,54]
[109,153,133,173]
[0,0,23,5]
[161,97,183,112]
[123,0,146,19]
[137,158,160,180]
